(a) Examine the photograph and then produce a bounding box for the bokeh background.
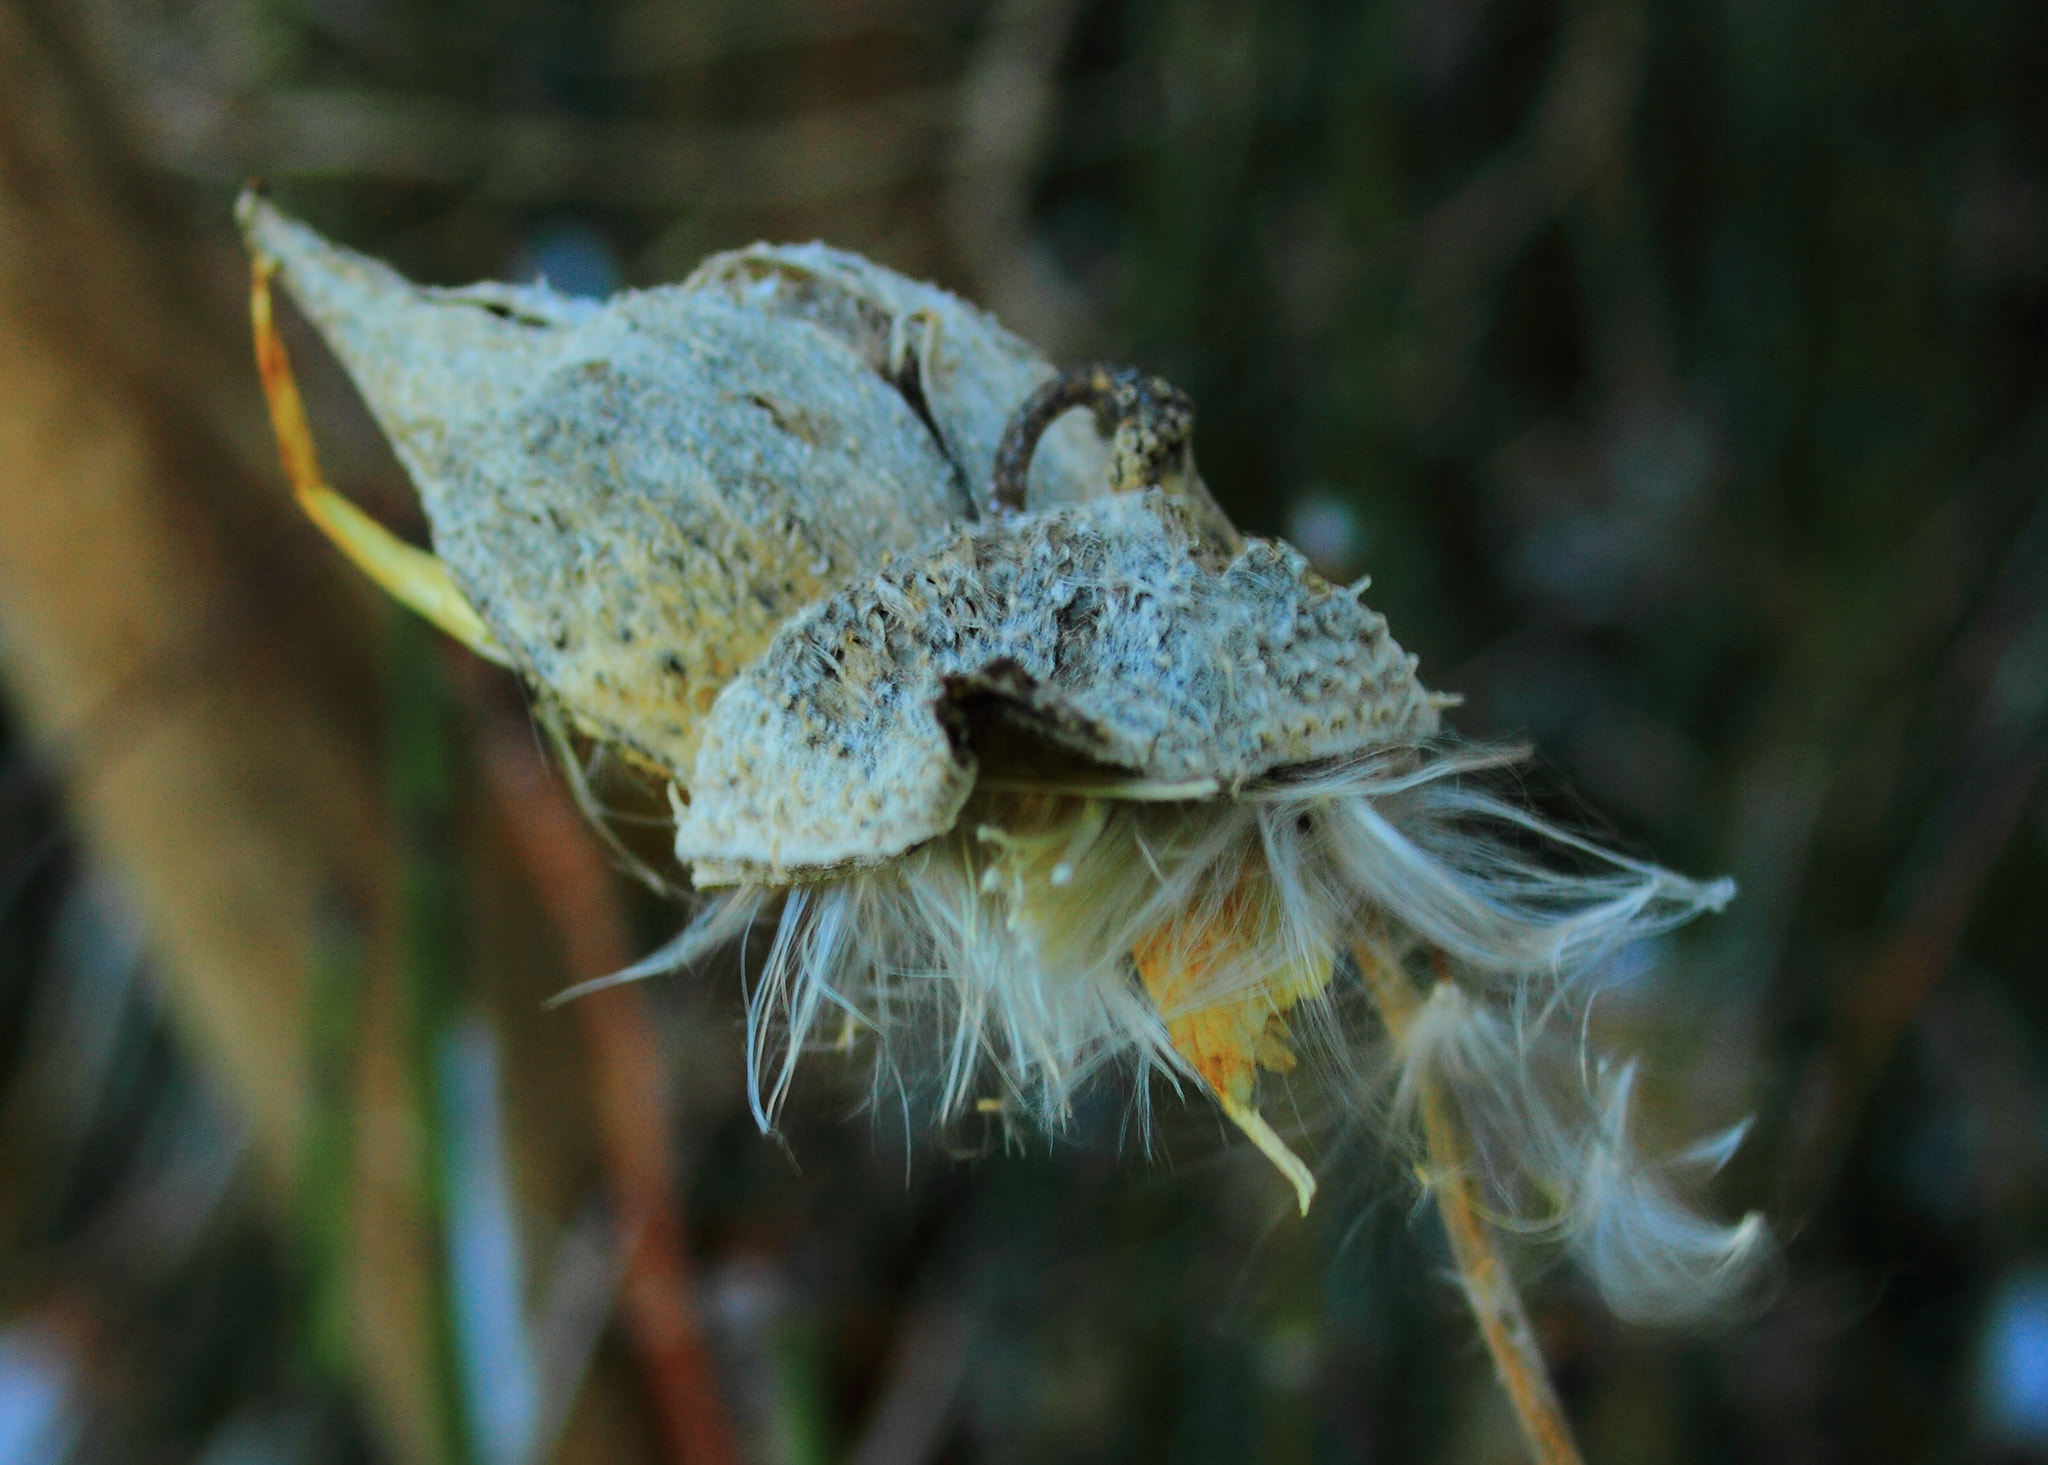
[1,0,2045,1460]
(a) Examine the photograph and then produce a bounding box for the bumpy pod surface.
[241,200,1443,875]
[239,202,1114,775]
[679,491,1443,883]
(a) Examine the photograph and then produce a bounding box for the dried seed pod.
[238,198,1114,775]
[240,199,1766,1463]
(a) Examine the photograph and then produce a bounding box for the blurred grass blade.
[299,901,364,1383]
[526,1199,629,1461]
[0,1322,78,1465]
[436,1013,540,1465]
[387,611,475,1465]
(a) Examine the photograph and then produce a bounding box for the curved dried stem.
[1353,942,1586,1465]
[986,362,1192,515]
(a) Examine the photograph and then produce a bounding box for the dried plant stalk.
[474,711,740,1465]
[1356,942,1585,1465]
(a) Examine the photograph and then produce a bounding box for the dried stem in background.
[475,707,739,1465]
[1770,462,2048,1217]
[1354,943,1586,1465]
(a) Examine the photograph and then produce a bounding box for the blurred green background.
[0,0,2045,1460]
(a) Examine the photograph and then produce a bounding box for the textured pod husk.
[240,202,1119,777]
[679,490,1442,883]
[239,200,1442,881]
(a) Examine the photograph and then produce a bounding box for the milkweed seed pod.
[238,194,1765,1361]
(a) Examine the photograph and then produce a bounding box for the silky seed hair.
[595,744,1766,1323]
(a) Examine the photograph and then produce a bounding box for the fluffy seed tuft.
[625,742,1768,1322]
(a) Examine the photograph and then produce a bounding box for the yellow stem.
[1354,943,1586,1465]
[249,253,512,666]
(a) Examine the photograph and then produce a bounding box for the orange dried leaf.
[1133,875,1329,1212]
